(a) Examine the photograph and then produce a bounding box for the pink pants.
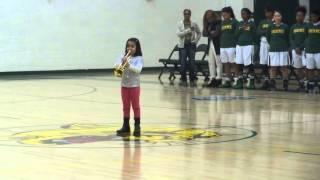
[121,87,140,118]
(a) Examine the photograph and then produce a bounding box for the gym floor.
[0,73,319,180]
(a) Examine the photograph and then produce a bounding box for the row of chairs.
[158,44,209,82]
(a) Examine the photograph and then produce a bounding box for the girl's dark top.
[203,20,221,55]
[267,23,290,52]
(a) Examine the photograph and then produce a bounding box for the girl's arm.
[235,22,242,40]
[210,24,221,38]
[194,23,201,43]
[266,26,271,43]
[202,25,209,37]
[251,22,259,45]
[128,57,144,74]
[285,25,290,46]
[233,20,239,38]
[176,22,190,37]
[289,26,296,49]
[257,21,266,37]
[302,24,309,50]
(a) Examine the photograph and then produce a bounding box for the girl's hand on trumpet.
[119,50,131,67]
[121,56,128,64]
[121,60,130,68]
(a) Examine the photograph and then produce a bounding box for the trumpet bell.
[114,68,123,77]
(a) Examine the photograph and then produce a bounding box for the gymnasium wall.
[0,0,251,72]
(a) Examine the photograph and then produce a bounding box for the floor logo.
[2,123,257,148]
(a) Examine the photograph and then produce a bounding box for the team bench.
[158,44,210,82]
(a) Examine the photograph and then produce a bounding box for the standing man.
[176,9,201,87]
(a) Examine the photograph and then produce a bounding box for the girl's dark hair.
[274,9,283,15]
[184,9,191,14]
[311,9,320,16]
[125,37,142,57]
[241,8,252,16]
[296,6,307,15]
[222,6,235,19]
[311,9,320,21]
[264,5,274,13]
[203,10,220,29]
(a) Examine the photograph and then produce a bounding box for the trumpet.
[114,51,132,77]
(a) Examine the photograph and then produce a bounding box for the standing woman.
[267,10,290,91]
[305,10,320,92]
[289,6,308,91]
[203,10,222,87]
[257,6,274,89]
[220,7,238,88]
[235,8,256,89]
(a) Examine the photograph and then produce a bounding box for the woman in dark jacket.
[203,10,222,87]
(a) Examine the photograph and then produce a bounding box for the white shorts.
[259,37,269,65]
[220,47,236,63]
[306,53,320,69]
[302,51,307,67]
[268,51,290,66]
[236,45,254,66]
[292,49,305,68]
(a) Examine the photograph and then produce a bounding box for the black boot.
[215,79,222,87]
[133,118,141,137]
[307,81,315,93]
[269,79,276,91]
[116,117,130,136]
[221,79,231,88]
[260,79,269,90]
[314,81,320,94]
[205,78,217,87]
[283,80,289,91]
[297,81,305,92]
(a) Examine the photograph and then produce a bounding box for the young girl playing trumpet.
[114,38,144,137]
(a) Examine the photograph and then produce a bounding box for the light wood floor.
[0,73,319,180]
